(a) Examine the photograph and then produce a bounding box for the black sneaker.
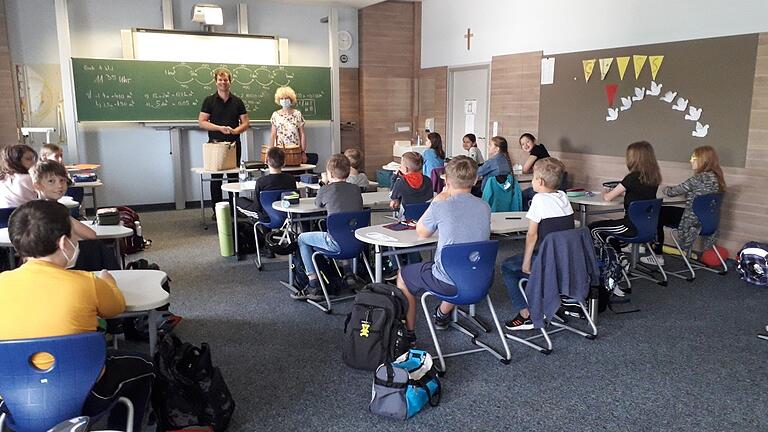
[560,303,586,319]
[433,307,451,330]
[504,313,533,331]
[383,269,398,281]
[290,288,309,300]
[304,286,325,301]
[406,330,418,348]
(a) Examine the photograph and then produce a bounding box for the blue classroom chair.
[0,332,133,432]
[309,210,375,314]
[420,240,510,374]
[0,207,15,229]
[608,198,667,286]
[403,202,429,221]
[667,193,728,281]
[252,189,298,271]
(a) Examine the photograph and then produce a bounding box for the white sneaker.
[640,254,665,266]
[621,245,646,254]
[607,278,625,297]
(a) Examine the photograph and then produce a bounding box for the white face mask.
[61,237,80,269]
[279,98,292,108]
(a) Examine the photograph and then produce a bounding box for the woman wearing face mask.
[270,86,307,163]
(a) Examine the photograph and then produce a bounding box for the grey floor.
[132,209,768,432]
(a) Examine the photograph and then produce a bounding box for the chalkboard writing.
[72,58,332,122]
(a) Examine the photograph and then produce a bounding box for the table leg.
[375,245,383,283]
[200,175,206,229]
[114,239,123,269]
[580,204,587,227]
[231,193,240,257]
[148,309,158,355]
[90,186,98,214]
[6,248,15,269]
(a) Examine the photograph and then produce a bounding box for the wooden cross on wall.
[464,28,473,51]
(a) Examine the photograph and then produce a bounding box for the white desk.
[297,180,380,192]
[191,166,267,229]
[59,197,80,209]
[568,192,686,226]
[0,223,132,269]
[281,164,316,173]
[111,269,170,354]
[70,180,103,214]
[355,211,529,283]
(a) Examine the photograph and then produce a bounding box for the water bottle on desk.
[239,160,247,183]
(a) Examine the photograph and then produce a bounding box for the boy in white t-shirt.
[500,157,573,330]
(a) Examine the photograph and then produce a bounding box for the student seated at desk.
[40,143,64,163]
[31,160,96,240]
[422,132,446,177]
[519,133,552,209]
[396,156,491,344]
[476,136,512,190]
[389,151,433,211]
[236,147,297,222]
[0,200,154,431]
[501,158,572,330]
[589,141,661,254]
[641,145,726,266]
[0,144,38,208]
[344,148,370,188]
[462,133,484,165]
[292,154,363,301]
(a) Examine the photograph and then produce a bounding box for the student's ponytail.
[492,136,512,168]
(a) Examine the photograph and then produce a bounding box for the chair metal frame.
[666,193,728,281]
[419,240,511,374]
[607,198,668,286]
[251,189,298,271]
[0,332,134,432]
[308,210,375,313]
[505,278,597,355]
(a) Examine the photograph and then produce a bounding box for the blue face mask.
[280,99,292,108]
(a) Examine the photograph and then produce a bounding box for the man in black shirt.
[198,68,250,214]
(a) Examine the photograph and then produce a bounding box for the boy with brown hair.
[344,148,369,188]
[30,160,96,241]
[40,143,64,163]
[500,157,573,330]
[236,146,296,222]
[396,156,491,342]
[293,154,363,300]
[389,151,433,210]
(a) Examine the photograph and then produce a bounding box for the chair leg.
[361,253,375,283]
[117,397,135,432]
[420,292,447,372]
[308,252,332,314]
[471,295,511,364]
[550,301,598,340]
[253,224,262,271]
[503,279,553,354]
[646,243,667,285]
[667,230,696,281]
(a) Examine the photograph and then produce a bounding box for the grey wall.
[5,0,358,206]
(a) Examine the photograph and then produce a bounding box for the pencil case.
[280,191,300,208]
[96,207,120,225]
[299,174,319,184]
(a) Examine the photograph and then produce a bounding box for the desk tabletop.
[272,191,392,214]
[355,211,529,248]
[59,197,80,209]
[296,181,380,191]
[281,164,316,172]
[70,180,104,188]
[0,224,133,247]
[191,166,266,175]
[66,164,101,171]
[221,181,255,193]
[110,270,169,312]
[568,192,686,207]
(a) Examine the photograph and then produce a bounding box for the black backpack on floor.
[152,335,235,432]
[343,283,409,371]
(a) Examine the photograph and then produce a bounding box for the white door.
[448,66,489,158]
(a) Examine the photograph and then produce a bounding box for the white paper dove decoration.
[620,97,633,111]
[672,97,689,111]
[685,106,702,121]
[632,87,646,102]
[646,81,662,96]
[692,122,709,138]
[660,91,677,103]
[606,108,619,122]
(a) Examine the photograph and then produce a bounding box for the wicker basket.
[203,142,237,171]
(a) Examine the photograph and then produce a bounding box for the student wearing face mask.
[0,200,155,431]
[270,86,308,163]
[198,68,250,217]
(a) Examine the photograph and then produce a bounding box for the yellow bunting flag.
[633,55,647,80]
[615,56,630,80]
[599,58,613,80]
[649,55,664,80]
[583,59,596,83]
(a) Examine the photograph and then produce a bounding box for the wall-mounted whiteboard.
[125,28,279,65]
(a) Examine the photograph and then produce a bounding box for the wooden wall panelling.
[489,51,542,166]
[339,68,360,154]
[418,67,447,138]
[0,0,19,146]
[358,1,418,174]
[746,33,768,169]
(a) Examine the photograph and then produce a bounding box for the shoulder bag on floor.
[369,349,441,419]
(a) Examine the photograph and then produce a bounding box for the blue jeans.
[298,231,339,276]
[501,255,529,312]
[522,187,535,211]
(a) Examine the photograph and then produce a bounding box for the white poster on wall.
[464,114,475,134]
[464,99,477,115]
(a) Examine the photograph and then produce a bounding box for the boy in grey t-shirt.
[293,154,363,301]
[397,156,491,344]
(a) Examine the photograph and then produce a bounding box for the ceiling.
[277,0,418,9]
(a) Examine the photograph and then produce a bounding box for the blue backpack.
[369,349,441,419]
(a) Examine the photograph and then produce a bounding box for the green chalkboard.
[71,58,332,122]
